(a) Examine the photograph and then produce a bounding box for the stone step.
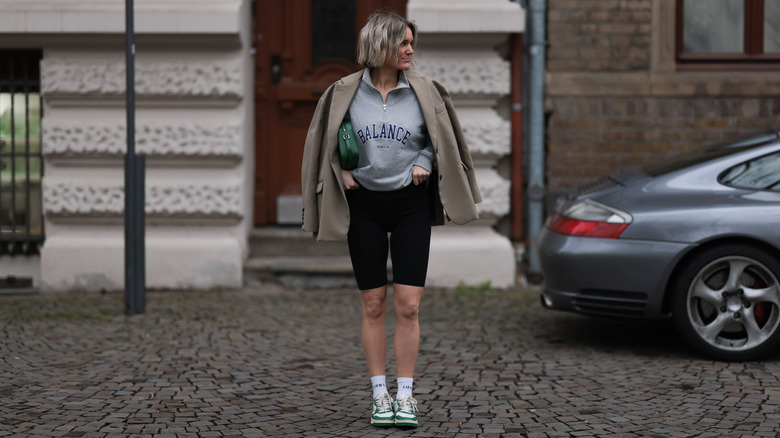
[244,255,357,289]
[245,226,522,290]
[248,226,350,257]
[244,227,356,289]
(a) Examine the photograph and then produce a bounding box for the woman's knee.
[394,299,420,321]
[393,285,423,321]
[362,293,387,321]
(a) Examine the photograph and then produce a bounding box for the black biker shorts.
[345,183,432,290]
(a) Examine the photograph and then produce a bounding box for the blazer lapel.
[326,72,363,164]
[407,71,439,148]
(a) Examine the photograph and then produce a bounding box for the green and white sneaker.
[370,393,395,427]
[393,396,418,427]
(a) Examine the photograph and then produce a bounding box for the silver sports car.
[536,128,780,361]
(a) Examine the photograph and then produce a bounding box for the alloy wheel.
[686,255,780,354]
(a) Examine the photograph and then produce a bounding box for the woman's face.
[387,26,414,71]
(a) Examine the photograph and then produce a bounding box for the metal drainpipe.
[525,0,546,282]
[510,33,524,243]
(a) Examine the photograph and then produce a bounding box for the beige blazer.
[301,69,482,241]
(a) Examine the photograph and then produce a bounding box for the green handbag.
[338,120,359,170]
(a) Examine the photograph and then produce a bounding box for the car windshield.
[642,130,779,177]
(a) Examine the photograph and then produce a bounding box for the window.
[0,50,44,255]
[311,0,356,66]
[720,151,780,191]
[676,0,780,70]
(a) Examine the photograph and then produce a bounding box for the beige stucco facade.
[1,0,254,291]
[0,0,523,291]
[408,0,523,288]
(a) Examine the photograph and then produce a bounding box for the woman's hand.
[412,165,430,186]
[342,170,360,190]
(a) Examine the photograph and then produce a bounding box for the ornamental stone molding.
[461,119,511,158]
[41,58,242,98]
[43,183,124,216]
[414,57,511,96]
[146,184,241,217]
[43,122,242,157]
[43,182,242,217]
[473,170,511,219]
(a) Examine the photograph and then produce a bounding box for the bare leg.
[393,283,423,378]
[361,286,389,376]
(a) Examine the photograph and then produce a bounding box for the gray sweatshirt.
[347,69,436,191]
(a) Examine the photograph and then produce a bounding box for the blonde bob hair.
[357,12,417,68]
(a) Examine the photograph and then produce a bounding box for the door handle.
[270,54,282,84]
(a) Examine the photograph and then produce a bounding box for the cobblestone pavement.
[3,284,780,438]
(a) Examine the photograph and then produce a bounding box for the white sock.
[396,377,413,400]
[371,375,389,399]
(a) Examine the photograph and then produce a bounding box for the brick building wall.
[544,0,780,199]
[548,0,651,72]
[548,97,780,190]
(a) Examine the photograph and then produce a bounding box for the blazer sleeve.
[301,85,335,232]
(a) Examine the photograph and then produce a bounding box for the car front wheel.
[671,244,780,361]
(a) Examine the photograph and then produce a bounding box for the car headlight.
[545,199,633,239]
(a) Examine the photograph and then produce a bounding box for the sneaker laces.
[375,393,393,412]
[396,396,418,413]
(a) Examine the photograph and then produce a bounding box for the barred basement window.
[0,50,44,256]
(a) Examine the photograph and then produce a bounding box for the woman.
[301,12,481,428]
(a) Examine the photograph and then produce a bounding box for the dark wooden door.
[254,0,407,225]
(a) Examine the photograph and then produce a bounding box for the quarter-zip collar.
[361,68,411,92]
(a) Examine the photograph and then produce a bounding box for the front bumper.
[535,227,694,318]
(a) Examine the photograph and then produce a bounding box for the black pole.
[125,0,145,315]
[134,154,146,313]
